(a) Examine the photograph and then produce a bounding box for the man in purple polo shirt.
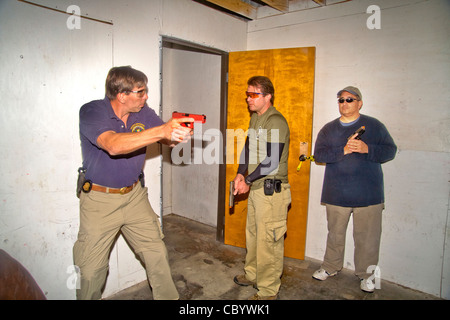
[73,66,193,300]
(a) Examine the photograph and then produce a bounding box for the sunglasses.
[338,97,359,103]
[246,91,263,99]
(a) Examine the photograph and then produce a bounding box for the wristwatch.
[244,176,252,186]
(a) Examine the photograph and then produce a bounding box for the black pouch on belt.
[77,167,92,198]
[264,178,282,196]
[274,179,282,193]
[264,179,274,196]
[76,167,86,198]
[139,171,145,187]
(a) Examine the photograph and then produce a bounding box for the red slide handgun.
[172,111,206,128]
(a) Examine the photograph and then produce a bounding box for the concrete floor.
[107,214,440,301]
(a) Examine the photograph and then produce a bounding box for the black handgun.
[348,126,365,140]
[229,181,235,208]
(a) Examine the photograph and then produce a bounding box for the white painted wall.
[1,0,448,300]
[0,0,246,299]
[0,0,113,300]
[247,0,450,298]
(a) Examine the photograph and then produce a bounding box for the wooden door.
[224,48,315,259]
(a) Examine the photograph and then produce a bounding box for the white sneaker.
[360,278,375,293]
[312,268,338,281]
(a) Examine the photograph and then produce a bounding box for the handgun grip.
[229,181,235,208]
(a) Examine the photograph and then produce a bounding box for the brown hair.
[105,66,148,100]
[247,76,275,105]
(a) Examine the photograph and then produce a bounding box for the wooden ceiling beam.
[205,0,257,20]
[260,0,289,12]
[312,0,326,6]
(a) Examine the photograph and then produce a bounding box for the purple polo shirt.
[79,96,164,188]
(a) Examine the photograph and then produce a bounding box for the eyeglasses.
[338,97,359,103]
[246,91,263,99]
[127,88,148,98]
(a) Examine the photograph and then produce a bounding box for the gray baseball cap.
[337,86,362,100]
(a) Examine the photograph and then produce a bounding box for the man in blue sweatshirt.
[312,86,397,293]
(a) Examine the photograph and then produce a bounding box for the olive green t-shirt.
[247,106,290,189]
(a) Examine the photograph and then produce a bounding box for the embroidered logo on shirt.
[131,123,145,132]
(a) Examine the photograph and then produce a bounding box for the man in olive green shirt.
[233,76,291,300]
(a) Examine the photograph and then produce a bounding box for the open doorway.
[160,37,228,241]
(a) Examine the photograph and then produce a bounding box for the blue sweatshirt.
[314,114,397,207]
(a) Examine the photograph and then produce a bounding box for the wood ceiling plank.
[260,0,289,12]
[312,0,326,6]
[206,0,257,20]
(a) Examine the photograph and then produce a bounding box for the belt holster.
[76,167,92,198]
[264,178,282,196]
[139,171,145,187]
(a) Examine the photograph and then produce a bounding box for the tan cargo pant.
[322,203,384,279]
[73,184,178,300]
[244,183,291,297]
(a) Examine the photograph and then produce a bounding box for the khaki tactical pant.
[73,184,178,300]
[322,203,384,279]
[244,184,291,297]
